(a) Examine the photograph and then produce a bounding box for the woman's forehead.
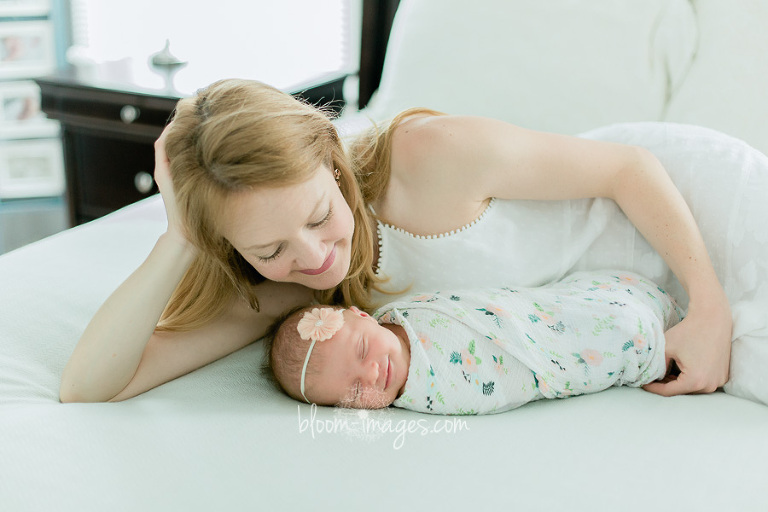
[221,169,333,245]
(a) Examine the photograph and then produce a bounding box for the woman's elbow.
[59,382,120,404]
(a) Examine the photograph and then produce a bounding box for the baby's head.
[268,305,410,409]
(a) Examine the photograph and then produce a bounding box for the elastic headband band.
[296,307,345,404]
[300,339,318,404]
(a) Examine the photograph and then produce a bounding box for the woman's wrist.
[682,268,730,312]
[158,230,197,261]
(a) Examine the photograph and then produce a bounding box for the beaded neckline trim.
[372,198,497,274]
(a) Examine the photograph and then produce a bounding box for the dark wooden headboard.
[359,0,400,109]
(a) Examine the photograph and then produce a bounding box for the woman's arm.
[60,129,313,403]
[388,115,731,395]
[62,239,311,403]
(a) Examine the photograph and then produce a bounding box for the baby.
[267,271,684,414]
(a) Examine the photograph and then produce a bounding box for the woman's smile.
[299,245,336,275]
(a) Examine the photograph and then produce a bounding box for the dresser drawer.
[65,131,158,224]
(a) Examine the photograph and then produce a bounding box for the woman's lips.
[299,246,336,275]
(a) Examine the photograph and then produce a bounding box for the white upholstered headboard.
[359,0,768,155]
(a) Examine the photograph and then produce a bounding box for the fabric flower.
[297,308,345,341]
[579,349,604,366]
[615,274,640,286]
[418,332,433,351]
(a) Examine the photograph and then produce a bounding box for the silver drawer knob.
[120,105,140,124]
[134,171,154,194]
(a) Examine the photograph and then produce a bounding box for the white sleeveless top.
[369,196,672,310]
[368,121,768,318]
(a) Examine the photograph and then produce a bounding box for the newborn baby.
[268,271,683,414]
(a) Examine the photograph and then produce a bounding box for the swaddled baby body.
[268,271,683,415]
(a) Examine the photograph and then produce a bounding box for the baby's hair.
[261,304,345,402]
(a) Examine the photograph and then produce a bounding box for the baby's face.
[304,307,409,408]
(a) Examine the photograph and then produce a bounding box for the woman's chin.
[297,256,351,290]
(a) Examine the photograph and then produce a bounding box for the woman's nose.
[294,235,327,270]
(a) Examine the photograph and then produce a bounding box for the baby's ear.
[349,306,371,318]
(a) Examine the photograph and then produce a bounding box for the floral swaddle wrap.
[376,271,684,415]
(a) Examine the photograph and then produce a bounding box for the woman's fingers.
[153,122,192,246]
[643,312,731,397]
[153,122,174,193]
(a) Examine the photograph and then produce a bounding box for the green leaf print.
[436,391,445,404]
[453,308,467,319]
[622,340,634,352]
[646,291,664,314]
[592,315,616,335]
[450,351,462,364]
[468,339,476,355]
[429,315,450,329]
[534,302,555,316]
[474,356,482,366]
[637,317,646,335]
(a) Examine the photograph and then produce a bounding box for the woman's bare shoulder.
[390,114,465,157]
[381,114,496,234]
[389,114,506,182]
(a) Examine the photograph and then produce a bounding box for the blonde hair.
[158,77,441,332]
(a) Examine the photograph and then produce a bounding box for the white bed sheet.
[1,196,767,512]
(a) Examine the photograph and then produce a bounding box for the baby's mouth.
[385,357,391,390]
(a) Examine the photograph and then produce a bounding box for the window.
[68,0,360,94]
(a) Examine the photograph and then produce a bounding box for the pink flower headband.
[297,307,345,403]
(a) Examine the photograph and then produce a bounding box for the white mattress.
[1,196,767,512]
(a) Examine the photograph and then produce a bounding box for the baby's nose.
[363,361,380,388]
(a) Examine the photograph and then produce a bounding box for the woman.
[60,79,737,404]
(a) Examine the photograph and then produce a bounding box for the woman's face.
[221,166,355,290]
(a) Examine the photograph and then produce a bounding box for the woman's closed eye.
[255,205,333,262]
[309,205,333,228]
[257,244,284,262]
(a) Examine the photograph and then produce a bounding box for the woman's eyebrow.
[243,193,327,251]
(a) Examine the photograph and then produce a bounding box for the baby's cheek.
[361,388,394,409]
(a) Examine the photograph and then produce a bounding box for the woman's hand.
[644,297,732,396]
[154,122,191,247]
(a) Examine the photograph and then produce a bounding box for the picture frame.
[0,0,51,17]
[0,138,64,198]
[0,80,58,139]
[0,21,55,79]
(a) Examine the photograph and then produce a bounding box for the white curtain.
[68,0,360,94]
